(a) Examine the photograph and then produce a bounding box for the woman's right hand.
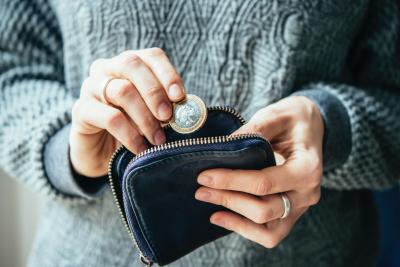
[69,48,186,177]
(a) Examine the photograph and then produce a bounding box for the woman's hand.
[70,48,185,177]
[195,96,324,248]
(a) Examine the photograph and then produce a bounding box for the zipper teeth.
[208,106,246,125]
[107,145,148,262]
[132,105,247,167]
[129,133,264,166]
[107,106,251,266]
[108,134,264,256]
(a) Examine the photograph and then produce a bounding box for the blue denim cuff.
[292,88,352,171]
[43,123,108,199]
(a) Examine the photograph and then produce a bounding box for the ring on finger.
[101,77,117,105]
[279,193,291,219]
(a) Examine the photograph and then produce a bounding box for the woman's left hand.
[195,96,324,248]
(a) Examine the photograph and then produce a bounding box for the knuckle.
[145,85,164,99]
[148,47,166,57]
[300,156,322,189]
[120,52,142,67]
[265,107,281,123]
[254,177,272,196]
[266,106,291,126]
[310,173,322,188]
[249,122,264,136]
[264,235,280,248]
[72,100,91,128]
[308,190,321,206]
[166,72,181,86]
[255,207,274,224]
[106,110,125,129]
[89,58,105,75]
[221,194,231,209]
[113,80,134,100]
[313,162,323,178]
[308,166,323,188]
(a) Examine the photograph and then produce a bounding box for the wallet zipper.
[107,106,257,266]
[126,133,264,169]
[125,106,246,170]
[108,145,153,266]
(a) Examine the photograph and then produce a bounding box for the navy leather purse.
[108,106,276,266]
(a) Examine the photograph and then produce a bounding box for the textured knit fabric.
[44,123,108,198]
[0,0,399,266]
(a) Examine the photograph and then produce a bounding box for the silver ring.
[101,77,116,105]
[279,193,291,219]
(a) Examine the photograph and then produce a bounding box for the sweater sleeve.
[294,0,400,190]
[0,0,103,203]
[43,123,108,198]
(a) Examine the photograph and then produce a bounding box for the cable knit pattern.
[0,0,399,266]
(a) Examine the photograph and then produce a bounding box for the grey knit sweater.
[1,0,400,266]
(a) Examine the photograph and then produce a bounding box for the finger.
[195,187,302,224]
[198,166,300,196]
[136,48,185,102]
[210,208,303,248]
[195,187,282,223]
[74,98,147,154]
[231,106,289,140]
[86,77,165,145]
[105,79,166,145]
[265,207,306,230]
[89,49,185,109]
[92,53,172,121]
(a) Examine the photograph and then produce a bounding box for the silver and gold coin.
[169,94,207,134]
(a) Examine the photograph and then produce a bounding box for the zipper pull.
[140,254,152,267]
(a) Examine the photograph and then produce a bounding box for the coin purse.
[108,106,276,266]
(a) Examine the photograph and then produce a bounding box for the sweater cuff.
[292,88,352,170]
[43,123,108,198]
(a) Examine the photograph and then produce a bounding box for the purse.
[107,105,276,266]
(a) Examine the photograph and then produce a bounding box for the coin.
[169,94,208,134]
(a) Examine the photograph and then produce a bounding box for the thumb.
[231,122,254,136]
[231,109,284,141]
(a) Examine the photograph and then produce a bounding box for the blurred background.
[0,170,42,267]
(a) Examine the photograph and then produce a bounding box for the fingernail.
[158,102,172,121]
[210,216,225,227]
[195,189,211,201]
[198,175,212,186]
[154,129,166,145]
[169,84,184,100]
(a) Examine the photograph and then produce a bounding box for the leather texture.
[110,109,275,265]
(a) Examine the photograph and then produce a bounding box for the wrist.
[69,128,110,178]
[44,123,108,198]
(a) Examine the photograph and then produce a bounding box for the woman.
[0,0,399,266]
